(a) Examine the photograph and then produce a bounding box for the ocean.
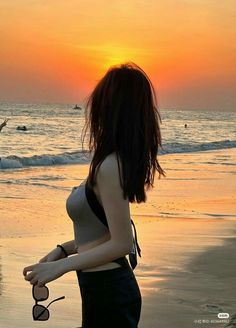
[0,102,236,170]
[0,102,235,225]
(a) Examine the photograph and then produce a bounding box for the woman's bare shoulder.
[97,152,122,185]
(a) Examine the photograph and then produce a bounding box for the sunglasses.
[32,284,65,321]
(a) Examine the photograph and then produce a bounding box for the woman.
[23,62,165,327]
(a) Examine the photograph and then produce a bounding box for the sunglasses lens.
[33,285,49,301]
[33,305,49,321]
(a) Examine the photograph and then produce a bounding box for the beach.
[1,0,236,324]
[0,148,235,327]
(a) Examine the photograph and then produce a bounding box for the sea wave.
[0,151,92,169]
[160,140,236,154]
[1,140,236,169]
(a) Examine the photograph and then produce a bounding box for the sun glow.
[76,43,148,77]
[101,45,135,69]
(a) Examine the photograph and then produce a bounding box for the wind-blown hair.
[82,62,165,203]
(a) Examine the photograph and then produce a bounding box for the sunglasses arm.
[46,296,65,309]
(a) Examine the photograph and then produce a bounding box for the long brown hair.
[82,62,165,203]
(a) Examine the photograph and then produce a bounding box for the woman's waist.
[76,261,134,288]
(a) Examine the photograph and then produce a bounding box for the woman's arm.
[59,236,131,273]
[60,239,77,256]
[38,240,77,263]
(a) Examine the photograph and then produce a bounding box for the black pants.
[76,262,142,328]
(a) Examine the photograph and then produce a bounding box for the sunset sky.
[0,0,235,110]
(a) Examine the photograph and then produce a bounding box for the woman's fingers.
[24,271,36,281]
[30,276,39,285]
[23,263,38,276]
[24,269,41,285]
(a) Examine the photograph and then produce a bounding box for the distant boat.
[17,125,27,131]
[73,104,82,110]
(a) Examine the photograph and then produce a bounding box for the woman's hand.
[38,247,66,263]
[23,261,65,287]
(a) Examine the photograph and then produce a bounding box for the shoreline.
[1,148,235,240]
[1,146,236,172]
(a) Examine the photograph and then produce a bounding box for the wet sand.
[0,148,236,327]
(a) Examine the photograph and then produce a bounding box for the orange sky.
[0,0,235,110]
